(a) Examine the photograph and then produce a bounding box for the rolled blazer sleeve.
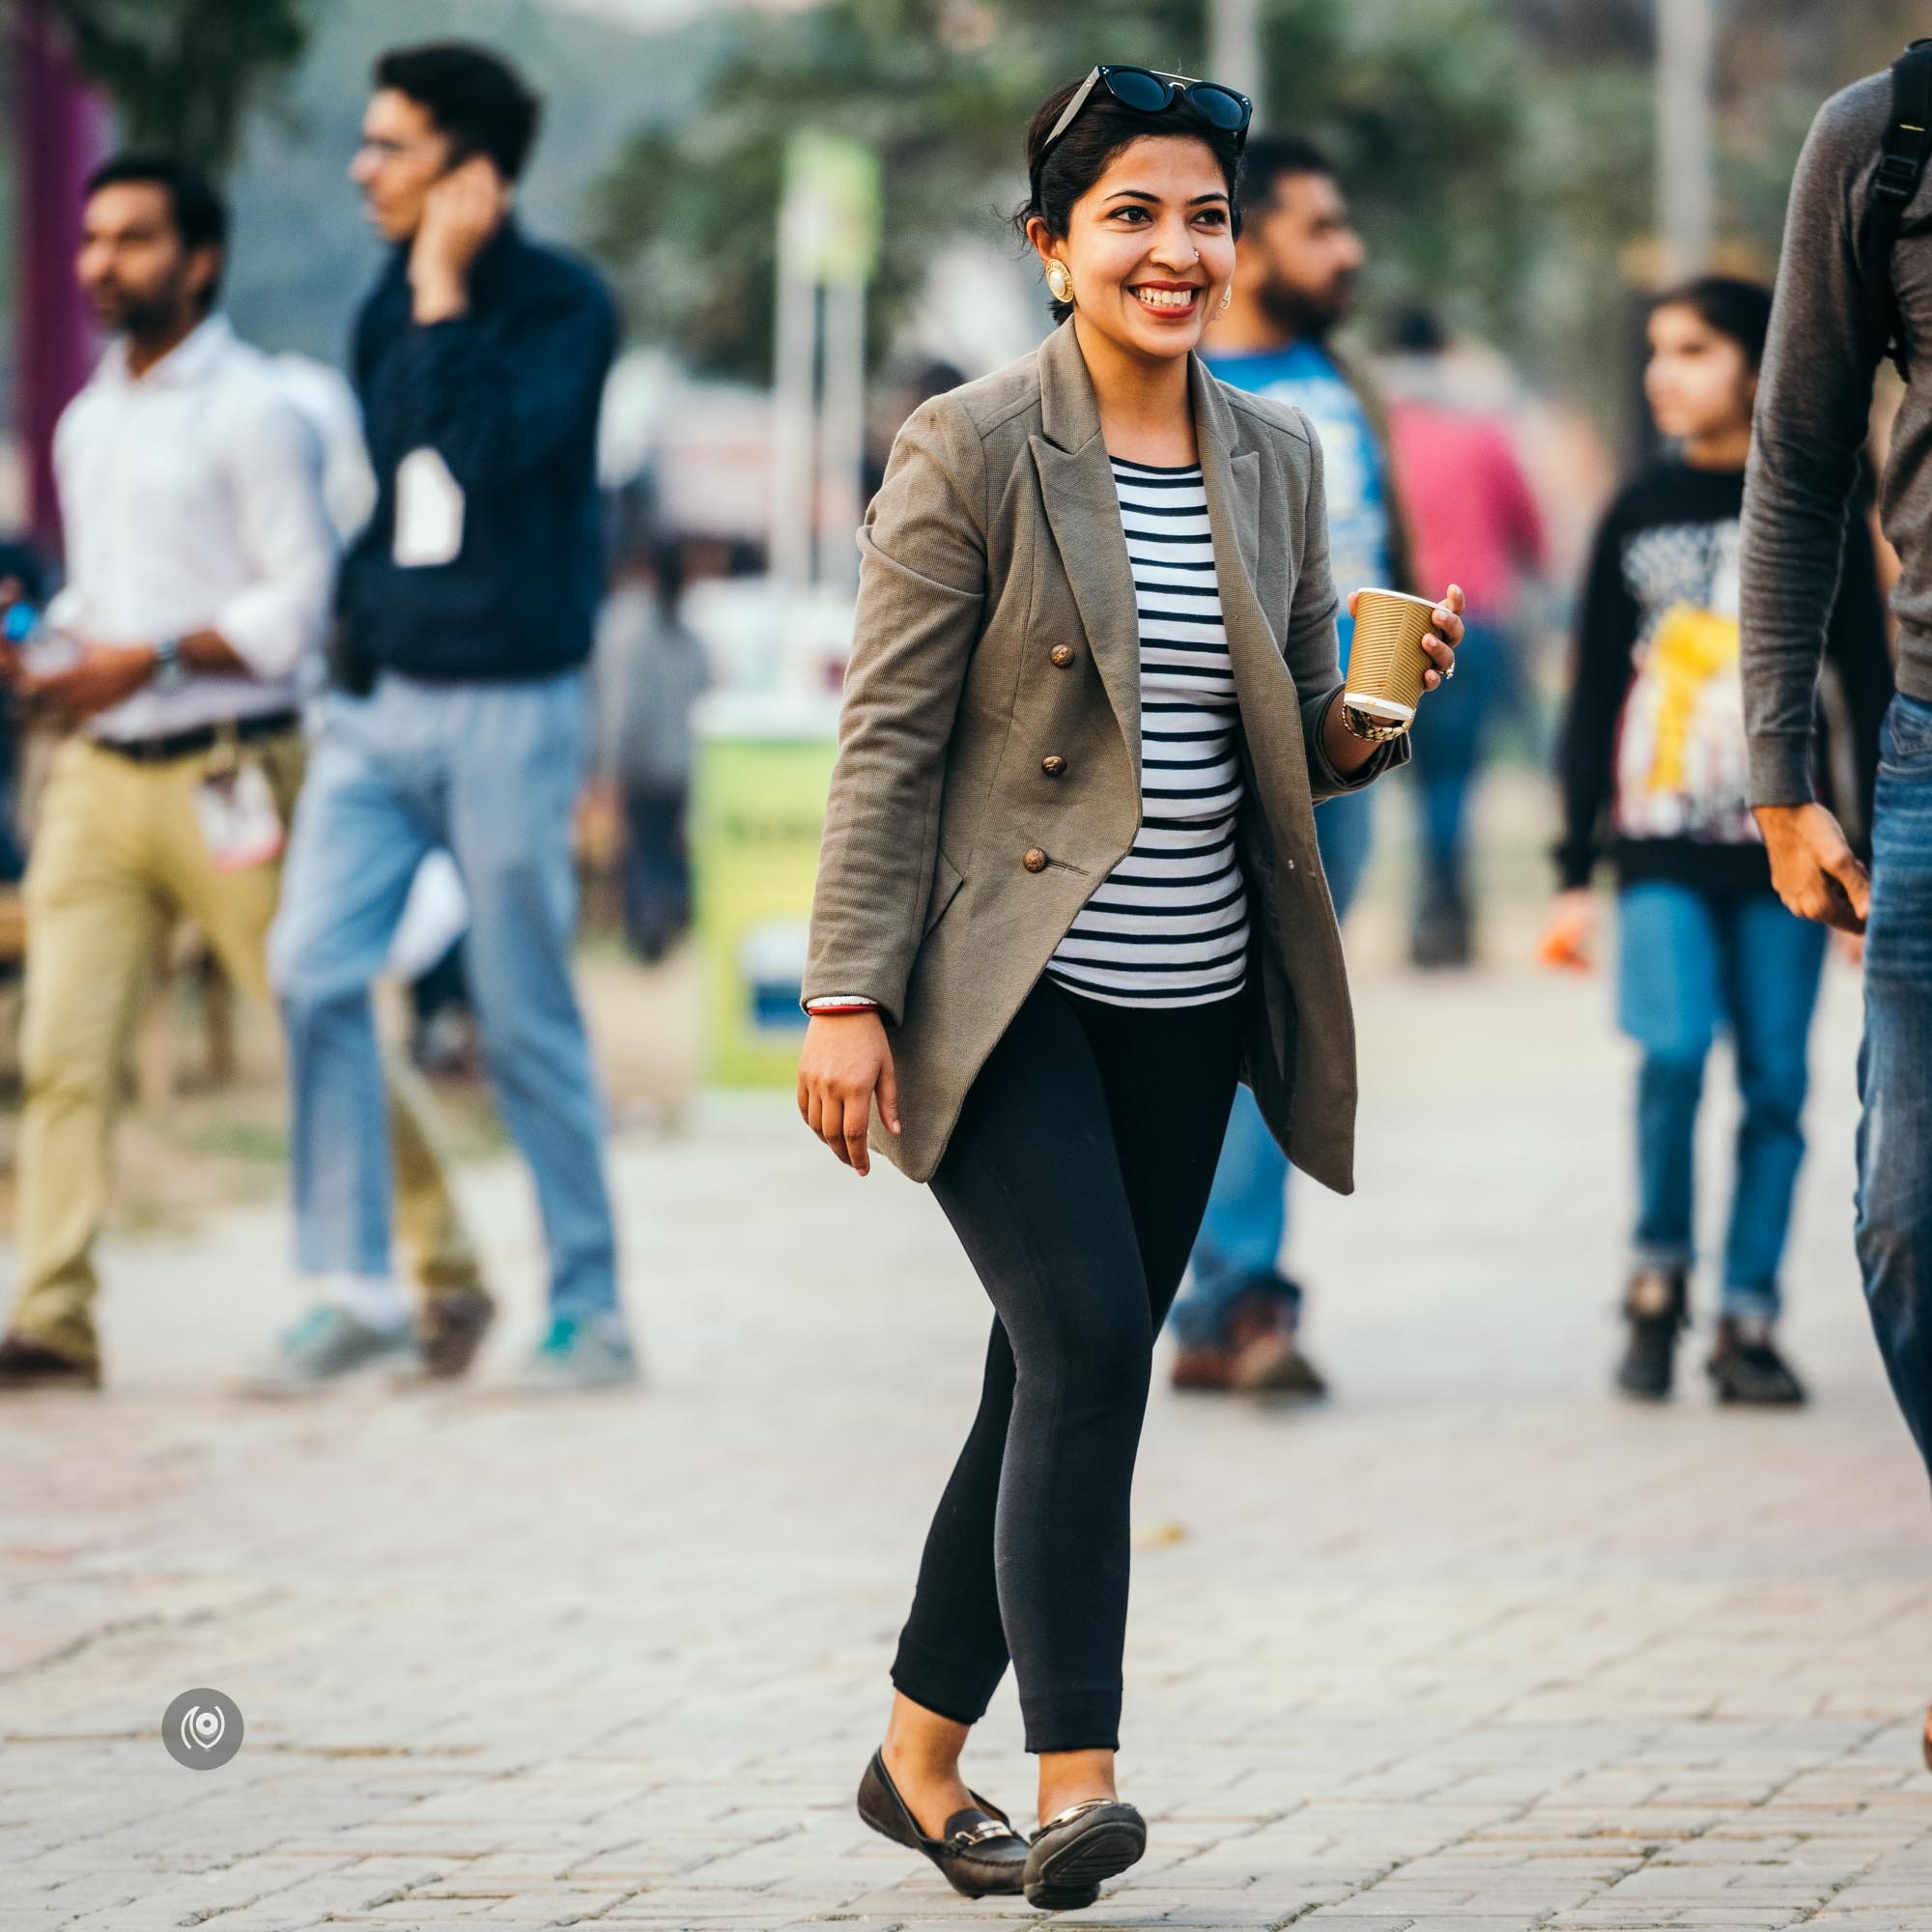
[1282,417,1408,800]
[804,397,987,1024]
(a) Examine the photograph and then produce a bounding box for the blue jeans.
[1857,693,1932,1480]
[270,672,619,1319]
[1167,784,1375,1348]
[1617,879,1827,1321]
[1408,618,1502,901]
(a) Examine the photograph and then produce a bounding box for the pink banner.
[14,1,103,554]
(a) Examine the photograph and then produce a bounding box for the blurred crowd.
[0,33,1897,1426]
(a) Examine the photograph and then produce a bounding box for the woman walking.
[1541,276,1890,1406]
[797,69,1463,1911]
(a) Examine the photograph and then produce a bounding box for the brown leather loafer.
[857,1747,1027,1897]
[0,1333,100,1391]
[1227,1295,1328,1397]
[1170,1343,1236,1391]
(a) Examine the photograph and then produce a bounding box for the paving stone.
[3,963,1929,1928]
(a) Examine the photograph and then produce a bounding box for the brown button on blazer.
[804,320,1406,1191]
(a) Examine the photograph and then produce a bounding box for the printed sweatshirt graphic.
[1557,462,1890,896]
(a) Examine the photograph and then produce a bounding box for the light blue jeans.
[1857,693,1932,1479]
[270,671,619,1319]
[1167,783,1375,1348]
[1617,879,1827,1322]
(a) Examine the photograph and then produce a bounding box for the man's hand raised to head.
[410,156,511,324]
[1754,802,1871,935]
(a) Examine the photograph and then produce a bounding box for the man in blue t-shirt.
[1170,133,1416,1397]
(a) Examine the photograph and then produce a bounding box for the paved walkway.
[2,956,1928,1931]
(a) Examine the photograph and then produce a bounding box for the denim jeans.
[1167,781,1375,1348]
[1616,879,1827,1321]
[1857,693,1932,1479]
[1407,617,1503,904]
[270,671,619,1319]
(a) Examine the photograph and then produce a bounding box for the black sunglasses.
[1039,66,1254,163]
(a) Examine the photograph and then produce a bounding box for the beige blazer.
[804,319,1405,1191]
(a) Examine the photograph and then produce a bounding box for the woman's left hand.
[1418,584,1464,693]
[1342,583,1465,693]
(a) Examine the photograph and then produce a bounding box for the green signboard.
[691,694,841,1087]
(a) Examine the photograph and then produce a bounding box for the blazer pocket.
[923,852,966,939]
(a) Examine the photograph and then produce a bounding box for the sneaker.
[1616,1268,1687,1400]
[1227,1291,1328,1397]
[412,1284,497,1380]
[510,1313,639,1394]
[236,1305,416,1396]
[1410,881,1474,971]
[0,1332,100,1392]
[1707,1316,1807,1406]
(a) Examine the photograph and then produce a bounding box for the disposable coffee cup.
[1345,587,1440,727]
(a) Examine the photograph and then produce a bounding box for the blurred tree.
[587,0,1532,384]
[12,0,315,171]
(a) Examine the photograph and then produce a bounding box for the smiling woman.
[1019,69,1245,358]
[796,63,1463,1917]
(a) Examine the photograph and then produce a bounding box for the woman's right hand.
[798,1011,901,1177]
[1537,889,1597,972]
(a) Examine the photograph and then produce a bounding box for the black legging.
[891,977,1243,1752]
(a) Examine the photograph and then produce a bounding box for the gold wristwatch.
[1341,699,1412,744]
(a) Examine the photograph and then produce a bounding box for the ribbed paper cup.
[1345,588,1438,724]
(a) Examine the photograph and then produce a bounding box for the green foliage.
[31,0,315,172]
[587,0,1533,384]
[1262,0,1531,335]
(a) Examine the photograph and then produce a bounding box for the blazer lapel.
[1193,359,1312,830]
[1193,360,1283,691]
[1032,325,1141,780]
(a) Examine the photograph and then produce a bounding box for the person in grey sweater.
[1742,66,1932,1771]
[593,536,709,962]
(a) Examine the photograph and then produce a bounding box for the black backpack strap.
[1861,39,1932,381]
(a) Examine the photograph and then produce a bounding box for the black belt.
[89,711,301,766]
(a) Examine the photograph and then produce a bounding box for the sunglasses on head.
[1039,65,1254,164]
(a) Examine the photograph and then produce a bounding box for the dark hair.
[1015,74,1246,324]
[1390,304,1449,355]
[652,536,688,616]
[1236,131,1337,222]
[374,41,542,181]
[84,153,228,307]
[1652,274,1774,372]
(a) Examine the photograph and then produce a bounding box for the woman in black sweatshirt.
[1543,276,1891,1406]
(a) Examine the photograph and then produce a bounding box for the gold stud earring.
[1045,261,1073,305]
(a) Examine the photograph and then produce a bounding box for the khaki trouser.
[11,732,479,1368]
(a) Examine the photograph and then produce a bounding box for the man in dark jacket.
[266,42,632,1391]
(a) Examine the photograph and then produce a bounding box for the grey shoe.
[236,1305,417,1395]
[509,1314,639,1393]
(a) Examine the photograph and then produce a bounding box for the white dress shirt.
[47,314,337,743]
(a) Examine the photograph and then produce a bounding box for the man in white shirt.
[0,154,489,1393]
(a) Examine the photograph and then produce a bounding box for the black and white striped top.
[1046,458,1249,1009]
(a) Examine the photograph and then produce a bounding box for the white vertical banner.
[816,279,867,595]
[770,132,881,614]
[1208,0,1264,127]
[770,173,820,605]
[1656,0,1716,278]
